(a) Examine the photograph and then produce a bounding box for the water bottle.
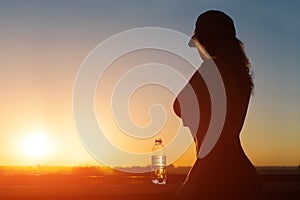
[151,138,167,185]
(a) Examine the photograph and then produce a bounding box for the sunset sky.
[0,0,299,167]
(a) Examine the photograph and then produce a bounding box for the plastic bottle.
[151,138,167,185]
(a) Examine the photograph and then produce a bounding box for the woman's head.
[191,10,253,93]
[192,10,236,42]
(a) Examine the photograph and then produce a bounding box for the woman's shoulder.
[202,58,234,81]
[193,58,230,83]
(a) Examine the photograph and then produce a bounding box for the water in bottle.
[151,138,167,185]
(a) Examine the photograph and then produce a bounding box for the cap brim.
[188,37,196,47]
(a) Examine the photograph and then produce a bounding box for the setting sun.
[22,131,52,158]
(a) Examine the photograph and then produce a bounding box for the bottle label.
[151,155,166,168]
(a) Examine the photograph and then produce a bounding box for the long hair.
[197,32,254,94]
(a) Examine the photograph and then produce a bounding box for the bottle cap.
[155,138,162,143]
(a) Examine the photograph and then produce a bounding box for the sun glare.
[22,131,52,158]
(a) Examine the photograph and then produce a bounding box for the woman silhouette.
[173,10,262,199]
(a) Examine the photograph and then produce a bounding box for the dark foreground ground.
[0,168,299,200]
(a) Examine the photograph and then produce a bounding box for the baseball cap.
[189,10,236,47]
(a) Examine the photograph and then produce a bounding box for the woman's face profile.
[193,37,210,61]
